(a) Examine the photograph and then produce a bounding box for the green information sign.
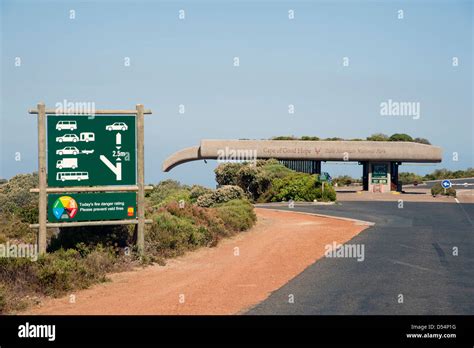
[372,164,388,178]
[47,115,136,187]
[371,163,388,184]
[319,172,330,182]
[47,192,137,222]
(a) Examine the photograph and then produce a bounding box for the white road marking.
[455,200,474,227]
[388,259,441,274]
[398,244,433,253]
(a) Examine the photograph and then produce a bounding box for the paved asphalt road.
[410,177,474,190]
[247,201,474,315]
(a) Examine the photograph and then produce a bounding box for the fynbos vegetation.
[0,174,256,313]
[214,159,337,203]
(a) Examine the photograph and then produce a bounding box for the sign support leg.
[37,102,47,255]
[136,104,145,256]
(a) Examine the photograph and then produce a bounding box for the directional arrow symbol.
[100,155,122,180]
[116,133,122,146]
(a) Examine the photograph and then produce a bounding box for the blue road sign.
[441,179,452,189]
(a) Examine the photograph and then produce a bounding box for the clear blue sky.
[1,0,472,187]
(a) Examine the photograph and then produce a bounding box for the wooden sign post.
[29,103,153,256]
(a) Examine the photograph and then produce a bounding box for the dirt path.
[26,208,369,315]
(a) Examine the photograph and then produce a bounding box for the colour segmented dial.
[52,196,78,220]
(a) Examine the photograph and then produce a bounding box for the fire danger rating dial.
[52,196,78,219]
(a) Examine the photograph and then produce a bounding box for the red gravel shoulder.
[25,208,369,315]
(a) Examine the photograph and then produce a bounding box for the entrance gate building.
[162,140,442,193]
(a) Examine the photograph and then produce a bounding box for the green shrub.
[0,173,39,243]
[214,199,257,232]
[195,194,215,208]
[300,136,320,141]
[157,189,191,207]
[423,168,474,181]
[146,198,256,258]
[215,160,294,202]
[413,137,431,145]
[317,182,337,201]
[399,172,424,185]
[0,173,38,214]
[0,212,34,243]
[0,245,127,313]
[271,136,297,140]
[270,173,318,201]
[214,160,337,203]
[0,176,259,313]
[389,133,413,142]
[0,257,38,287]
[189,185,213,202]
[36,248,117,295]
[332,175,358,186]
[366,133,389,141]
[431,183,456,197]
[270,173,336,202]
[148,208,216,257]
[257,159,293,177]
[148,180,190,206]
[49,225,132,252]
[214,163,242,186]
[196,185,245,207]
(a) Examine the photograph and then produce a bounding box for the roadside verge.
[25,208,370,315]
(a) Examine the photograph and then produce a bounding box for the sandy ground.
[24,208,368,315]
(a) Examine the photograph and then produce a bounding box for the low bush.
[269,173,336,202]
[0,173,39,243]
[214,199,256,232]
[214,160,337,203]
[431,183,456,197]
[189,185,213,203]
[309,182,337,202]
[0,173,38,215]
[332,175,360,187]
[0,245,130,313]
[0,212,34,244]
[270,173,319,202]
[399,172,424,185]
[215,160,294,202]
[196,185,245,207]
[0,175,257,313]
[148,180,190,206]
[423,168,474,181]
[214,163,242,186]
[48,225,132,252]
[146,199,255,258]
